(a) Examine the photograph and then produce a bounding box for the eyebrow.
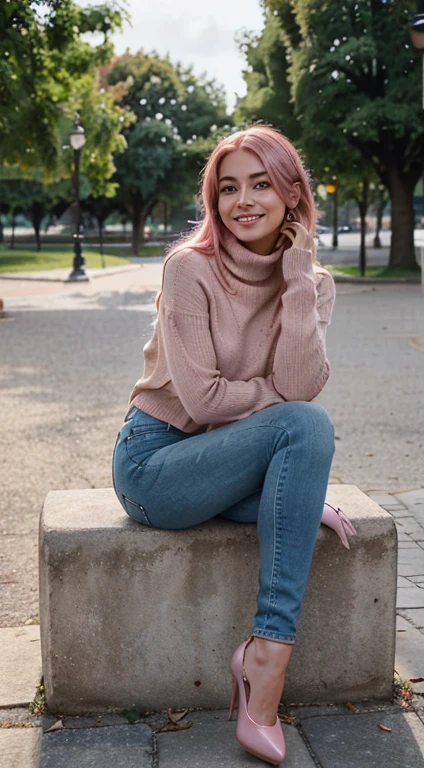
[218,170,269,183]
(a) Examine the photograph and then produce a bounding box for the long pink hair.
[157,125,317,302]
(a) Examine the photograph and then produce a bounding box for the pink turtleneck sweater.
[129,231,335,433]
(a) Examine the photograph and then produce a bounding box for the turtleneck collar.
[219,229,284,285]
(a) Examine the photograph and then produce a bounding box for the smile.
[234,215,264,223]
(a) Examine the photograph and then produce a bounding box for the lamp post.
[409,12,424,295]
[410,13,424,107]
[68,114,87,280]
[325,180,338,248]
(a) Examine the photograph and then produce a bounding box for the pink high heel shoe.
[228,638,286,766]
[321,502,357,549]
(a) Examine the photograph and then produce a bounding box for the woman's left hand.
[279,221,314,251]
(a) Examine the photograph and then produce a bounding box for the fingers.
[280,221,313,250]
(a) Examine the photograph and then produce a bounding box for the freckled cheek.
[218,199,232,222]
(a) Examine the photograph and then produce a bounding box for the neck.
[238,231,280,255]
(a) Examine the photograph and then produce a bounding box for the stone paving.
[1,265,424,765]
[1,491,424,767]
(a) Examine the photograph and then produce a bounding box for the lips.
[234,214,265,223]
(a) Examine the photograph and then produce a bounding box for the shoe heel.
[228,675,238,721]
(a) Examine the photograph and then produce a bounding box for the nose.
[236,187,254,207]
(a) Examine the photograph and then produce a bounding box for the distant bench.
[39,485,397,714]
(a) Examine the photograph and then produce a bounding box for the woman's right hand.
[280,221,314,251]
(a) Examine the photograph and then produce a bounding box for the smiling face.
[217,149,287,255]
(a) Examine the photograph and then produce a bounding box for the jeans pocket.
[125,422,187,466]
[122,495,154,526]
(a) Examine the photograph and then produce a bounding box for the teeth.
[236,215,261,222]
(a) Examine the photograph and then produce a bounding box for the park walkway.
[1,258,423,766]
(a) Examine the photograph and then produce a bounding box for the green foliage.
[0,0,126,173]
[282,0,423,169]
[235,11,299,139]
[252,0,424,267]
[106,51,229,253]
[0,246,131,273]
[325,264,420,279]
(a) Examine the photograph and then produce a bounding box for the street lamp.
[325,179,338,248]
[410,13,424,108]
[409,12,424,295]
[68,114,87,280]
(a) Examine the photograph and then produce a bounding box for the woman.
[112,125,355,765]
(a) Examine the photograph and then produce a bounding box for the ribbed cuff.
[282,248,314,280]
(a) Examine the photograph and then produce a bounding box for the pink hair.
[157,126,317,303]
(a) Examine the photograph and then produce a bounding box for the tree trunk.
[356,179,368,277]
[9,214,16,250]
[130,203,142,257]
[31,202,45,252]
[373,188,384,248]
[332,188,338,248]
[98,218,105,268]
[0,217,3,243]
[387,168,418,269]
[129,195,156,256]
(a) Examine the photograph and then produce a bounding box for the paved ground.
[1,486,424,767]
[1,259,424,627]
[1,255,424,764]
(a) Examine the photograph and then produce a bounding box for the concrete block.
[0,626,42,707]
[39,485,397,713]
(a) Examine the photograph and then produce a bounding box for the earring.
[286,210,295,222]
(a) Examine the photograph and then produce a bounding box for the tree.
[267,0,424,269]
[0,0,125,173]
[106,52,228,254]
[235,10,299,140]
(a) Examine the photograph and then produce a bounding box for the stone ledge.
[39,484,397,713]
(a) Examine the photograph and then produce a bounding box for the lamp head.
[70,123,86,151]
[410,14,424,50]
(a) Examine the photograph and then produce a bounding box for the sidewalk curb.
[332,275,421,285]
[0,264,141,283]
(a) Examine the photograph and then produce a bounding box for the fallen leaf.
[377,724,392,732]
[44,720,64,733]
[167,708,189,724]
[156,721,193,733]
[279,715,296,725]
[345,702,358,712]
[409,677,424,683]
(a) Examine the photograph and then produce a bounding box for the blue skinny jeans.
[112,402,335,644]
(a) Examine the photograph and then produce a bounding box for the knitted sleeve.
[160,252,283,425]
[273,248,335,401]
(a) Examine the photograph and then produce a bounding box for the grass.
[0,244,165,273]
[324,264,422,280]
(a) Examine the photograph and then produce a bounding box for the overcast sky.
[82,0,265,111]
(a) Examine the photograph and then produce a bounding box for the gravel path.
[1,265,423,626]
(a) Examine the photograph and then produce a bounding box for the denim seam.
[252,629,295,644]
[266,436,291,625]
[123,495,153,527]
[124,436,150,469]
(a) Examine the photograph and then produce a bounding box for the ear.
[288,182,301,209]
